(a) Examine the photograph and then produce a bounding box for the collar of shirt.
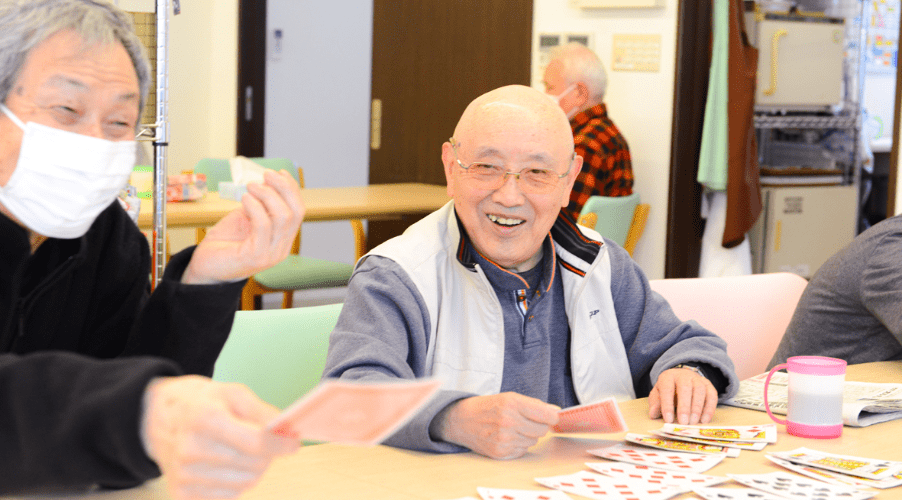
[462,233,558,295]
[569,102,609,130]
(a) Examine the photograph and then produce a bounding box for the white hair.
[548,42,608,103]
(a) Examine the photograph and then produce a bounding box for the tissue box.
[219,181,248,201]
[167,173,207,202]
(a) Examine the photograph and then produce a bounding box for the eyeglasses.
[449,138,572,194]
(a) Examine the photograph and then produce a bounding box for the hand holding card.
[267,378,441,445]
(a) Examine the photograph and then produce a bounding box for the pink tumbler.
[763,356,846,439]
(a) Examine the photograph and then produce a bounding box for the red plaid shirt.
[565,103,633,221]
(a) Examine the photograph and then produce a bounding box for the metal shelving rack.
[752,1,868,227]
[135,0,172,286]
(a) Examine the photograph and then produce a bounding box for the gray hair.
[0,0,150,115]
[548,42,608,103]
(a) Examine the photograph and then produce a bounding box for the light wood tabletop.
[9,361,902,500]
[137,183,449,230]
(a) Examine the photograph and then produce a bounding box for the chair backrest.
[193,157,299,192]
[212,302,343,409]
[578,194,642,247]
[648,272,808,381]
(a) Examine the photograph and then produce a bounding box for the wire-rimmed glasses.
[449,137,572,194]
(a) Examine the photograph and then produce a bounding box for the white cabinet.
[749,185,858,278]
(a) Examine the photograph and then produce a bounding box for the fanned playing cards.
[727,471,877,500]
[768,447,902,481]
[267,378,441,445]
[625,433,741,457]
[588,443,725,473]
[659,423,777,443]
[535,470,683,500]
[585,462,728,492]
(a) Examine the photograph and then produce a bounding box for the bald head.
[441,85,583,272]
[453,85,574,161]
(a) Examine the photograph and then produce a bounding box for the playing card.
[553,397,628,434]
[476,487,572,500]
[588,443,725,473]
[728,472,877,500]
[769,447,902,481]
[650,429,768,451]
[692,486,788,500]
[765,456,874,489]
[625,433,740,458]
[535,470,682,500]
[660,423,777,443]
[267,378,441,445]
[585,461,729,491]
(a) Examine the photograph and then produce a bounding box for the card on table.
[650,429,768,451]
[765,456,867,489]
[625,433,740,458]
[534,470,683,500]
[727,471,877,500]
[585,461,729,491]
[692,486,788,500]
[659,423,777,443]
[768,447,902,481]
[553,397,628,434]
[476,487,573,500]
[588,443,725,473]
[267,378,441,445]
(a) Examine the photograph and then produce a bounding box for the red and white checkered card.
[553,397,628,434]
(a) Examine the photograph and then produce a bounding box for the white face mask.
[548,83,578,118]
[0,104,136,239]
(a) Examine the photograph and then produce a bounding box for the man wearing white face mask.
[0,0,305,498]
[542,43,633,221]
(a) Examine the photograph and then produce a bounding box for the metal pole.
[151,0,171,286]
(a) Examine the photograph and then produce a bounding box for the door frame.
[236,0,267,157]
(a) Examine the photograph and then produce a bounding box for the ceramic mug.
[763,356,846,438]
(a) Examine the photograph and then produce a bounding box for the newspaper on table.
[723,372,902,427]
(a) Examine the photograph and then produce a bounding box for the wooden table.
[137,183,449,230]
[11,362,902,499]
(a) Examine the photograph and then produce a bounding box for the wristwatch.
[673,363,706,378]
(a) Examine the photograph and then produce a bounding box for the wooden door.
[368,0,533,247]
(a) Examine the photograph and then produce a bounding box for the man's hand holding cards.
[267,378,441,445]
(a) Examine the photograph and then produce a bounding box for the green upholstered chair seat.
[252,255,354,290]
[212,303,343,410]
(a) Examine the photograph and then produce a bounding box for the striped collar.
[454,208,602,276]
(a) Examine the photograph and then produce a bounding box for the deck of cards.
[553,397,628,434]
[267,378,441,445]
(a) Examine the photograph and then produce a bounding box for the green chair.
[192,157,365,310]
[211,303,343,410]
[577,193,649,257]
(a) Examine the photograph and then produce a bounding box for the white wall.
[168,0,238,173]
[532,2,677,279]
[265,1,373,265]
[164,0,238,250]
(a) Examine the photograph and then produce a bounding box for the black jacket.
[0,202,245,492]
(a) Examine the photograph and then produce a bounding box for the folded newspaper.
[723,372,902,427]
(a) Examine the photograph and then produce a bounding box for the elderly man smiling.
[323,85,737,460]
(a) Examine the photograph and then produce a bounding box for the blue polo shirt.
[465,236,579,409]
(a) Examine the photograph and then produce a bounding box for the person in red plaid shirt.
[542,43,633,221]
